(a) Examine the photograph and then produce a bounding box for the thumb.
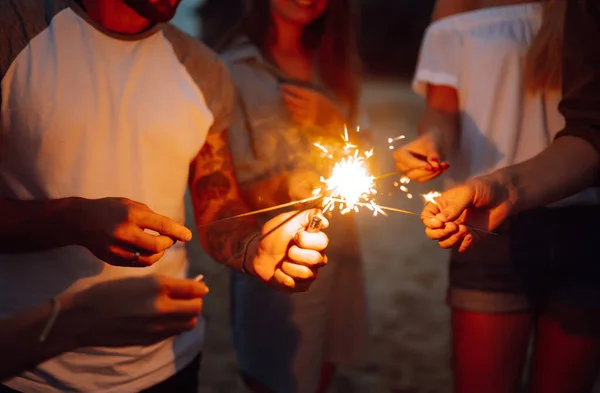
[435,196,470,223]
[295,208,329,231]
[393,148,428,173]
[436,205,464,223]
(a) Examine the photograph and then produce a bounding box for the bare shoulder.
[431,0,482,21]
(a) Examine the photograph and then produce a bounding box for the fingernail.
[194,274,204,282]
[437,212,449,221]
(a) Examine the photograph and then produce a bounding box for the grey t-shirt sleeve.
[0,0,70,107]
[162,24,234,135]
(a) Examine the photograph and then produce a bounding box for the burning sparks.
[394,176,413,199]
[423,191,442,205]
[312,126,385,216]
[310,128,443,219]
[388,135,406,150]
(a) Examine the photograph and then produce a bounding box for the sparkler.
[388,135,406,150]
[423,191,442,205]
[199,129,494,238]
[311,126,385,216]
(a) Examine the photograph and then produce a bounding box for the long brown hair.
[525,0,565,92]
[219,0,361,119]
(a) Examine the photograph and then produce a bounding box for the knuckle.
[112,224,129,241]
[148,251,165,264]
[147,238,162,253]
[157,219,170,235]
[125,207,139,222]
[115,197,130,205]
[146,276,162,293]
[156,277,172,295]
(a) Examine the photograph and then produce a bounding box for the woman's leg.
[452,309,533,393]
[529,311,600,393]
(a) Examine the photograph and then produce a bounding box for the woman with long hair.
[219,1,368,392]
[395,0,600,392]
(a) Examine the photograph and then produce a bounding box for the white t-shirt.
[0,1,233,392]
[413,2,600,206]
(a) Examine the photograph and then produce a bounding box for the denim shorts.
[447,205,600,332]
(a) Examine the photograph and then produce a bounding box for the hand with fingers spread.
[281,84,346,130]
[245,209,329,292]
[393,131,450,182]
[75,197,192,267]
[65,275,208,348]
[421,176,517,252]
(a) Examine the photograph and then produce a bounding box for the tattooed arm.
[189,126,329,290]
[189,126,260,273]
[187,53,329,290]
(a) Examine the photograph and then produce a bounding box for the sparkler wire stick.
[196,194,322,229]
[199,196,325,284]
[257,196,325,242]
[326,198,497,236]
[374,171,400,181]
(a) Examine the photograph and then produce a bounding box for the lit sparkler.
[423,191,442,205]
[312,126,385,216]
[388,134,406,150]
[394,176,414,199]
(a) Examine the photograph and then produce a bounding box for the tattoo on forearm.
[191,128,259,270]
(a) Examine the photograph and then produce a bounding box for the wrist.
[421,128,447,159]
[241,232,261,276]
[60,197,89,247]
[41,292,83,354]
[471,170,520,213]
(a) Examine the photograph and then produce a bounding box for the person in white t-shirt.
[394,1,600,392]
[0,0,330,392]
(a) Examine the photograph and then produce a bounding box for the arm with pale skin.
[394,84,459,182]
[421,0,600,252]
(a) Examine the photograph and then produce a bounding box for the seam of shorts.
[447,287,532,313]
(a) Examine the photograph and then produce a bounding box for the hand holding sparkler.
[393,132,450,182]
[421,177,516,252]
[245,209,329,292]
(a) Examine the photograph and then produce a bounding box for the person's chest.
[0,9,212,201]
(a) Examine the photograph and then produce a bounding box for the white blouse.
[413,2,599,206]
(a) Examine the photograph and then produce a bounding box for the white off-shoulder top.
[413,2,599,206]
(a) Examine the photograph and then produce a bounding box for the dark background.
[196,0,436,79]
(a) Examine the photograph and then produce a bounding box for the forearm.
[0,294,79,381]
[0,198,82,253]
[419,107,460,159]
[195,195,261,273]
[190,128,263,273]
[422,84,460,159]
[485,136,600,214]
